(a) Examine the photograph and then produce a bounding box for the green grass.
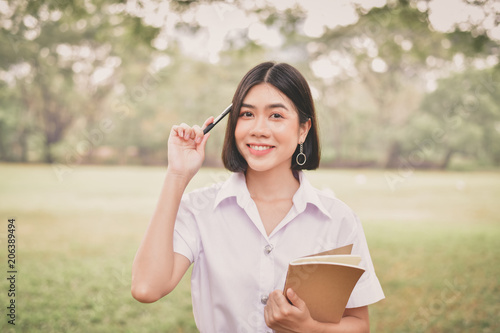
[0,164,499,332]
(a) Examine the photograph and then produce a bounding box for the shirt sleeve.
[344,213,385,308]
[173,194,201,263]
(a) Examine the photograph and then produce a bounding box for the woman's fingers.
[183,123,194,140]
[171,122,208,145]
[202,116,215,131]
[172,115,216,142]
[172,123,189,139]
[171,125,180,138]
[192,125,204,143]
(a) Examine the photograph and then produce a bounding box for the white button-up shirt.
[173,171,384,333]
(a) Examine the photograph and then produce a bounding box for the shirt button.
[264,244,273,255]
[261,295,269,305]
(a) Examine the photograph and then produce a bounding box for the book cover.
[282,244,365,323]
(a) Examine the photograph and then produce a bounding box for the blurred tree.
[417,66,500,168]
[0,82,33,161]
[303,0,499,167]
[0,0,159,162]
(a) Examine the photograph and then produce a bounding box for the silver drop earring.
[296,142,306,166]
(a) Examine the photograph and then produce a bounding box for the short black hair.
[222,61,320,172]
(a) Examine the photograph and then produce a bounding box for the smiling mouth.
[248,144,275,151]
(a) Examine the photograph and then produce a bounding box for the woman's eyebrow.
[241,103,255,109]
[268,103,288,111]
[240,102,289,111]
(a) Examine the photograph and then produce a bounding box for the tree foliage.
[0,0,159,162]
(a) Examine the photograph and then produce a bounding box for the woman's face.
[235,83,310,173]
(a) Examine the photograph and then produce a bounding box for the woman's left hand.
[264,288,316,333]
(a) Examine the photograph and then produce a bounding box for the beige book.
[283,244,365,323]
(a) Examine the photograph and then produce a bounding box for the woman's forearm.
[309,307,370,333]
[131,170,191,303]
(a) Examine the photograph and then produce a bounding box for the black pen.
[203,104,233,134]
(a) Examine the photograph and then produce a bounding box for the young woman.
[131,62,384,332]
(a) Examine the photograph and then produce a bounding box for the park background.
[0,0,499,332]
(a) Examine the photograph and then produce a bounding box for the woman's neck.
[245,167,300,201]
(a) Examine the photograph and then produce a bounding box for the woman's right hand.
[167,117,214,180]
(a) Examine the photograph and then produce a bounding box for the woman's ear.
[299,118,312,143]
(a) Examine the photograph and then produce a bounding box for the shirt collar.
[214,172,251,209]
[292,171,332,219]
[214,171,332,219]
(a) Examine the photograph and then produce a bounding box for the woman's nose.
[250,116,271,137]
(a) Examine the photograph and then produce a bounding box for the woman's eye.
[271,113,283,119]
[239,111,253,117]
